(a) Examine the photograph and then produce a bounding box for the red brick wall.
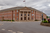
[0,12,3,20]
[0,11,13,20]
[13,10,15,20]
[35,11,42,21]
[31,10,35,20]
[15,10,19,21]
[0,10,47,21]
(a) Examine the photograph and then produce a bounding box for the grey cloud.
[0,0,50,16]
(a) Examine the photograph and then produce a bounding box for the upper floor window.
[28,14,29,16]
[17,14,18,16]
[32,11,33,13]
[21,14,22,16]
[24,14,26,16]
[17,10,18,12]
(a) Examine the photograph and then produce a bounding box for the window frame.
[28,14,29,16]
[17,10,18,12]
[32,11,33,13]
[17,18,18,20]
[17,14,18,16]
[21,14,22,16]
[32,14,33,16]
[24,14,26,16]
[32,18,33,20]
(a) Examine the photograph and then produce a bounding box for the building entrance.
[24,17,26,20]
[19,11,31,21]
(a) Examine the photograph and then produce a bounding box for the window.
[17,10,18,12]
[17,14,18,16]
[21,14,22,16]
[28,14,29,16]
[17,18,18,20]
[32,14,33,16]
[32,18,33,20]
[32,11,33,13]
[24,14,26,16]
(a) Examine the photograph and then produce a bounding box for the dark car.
[48,18,50,23]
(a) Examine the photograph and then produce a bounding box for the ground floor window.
[32,18,33,20]
[17,18,18,20]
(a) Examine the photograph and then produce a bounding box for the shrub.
[42,20,48,23]
[44,18,46,21]
[35,20,38,21]
[12,20,14,21]
[2,20,14,21]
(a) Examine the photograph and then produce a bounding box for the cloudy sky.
[0,0,50,16]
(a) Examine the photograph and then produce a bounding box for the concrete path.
[0,21,50,33]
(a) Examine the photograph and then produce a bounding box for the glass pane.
[28,14,29,16]
[24,14,26,16]
[32,11,33,12]
[17,14,18,16]
[32,18,33,20]
[21,14,22,16]
[17,10,18,12]
[17,18,18,20]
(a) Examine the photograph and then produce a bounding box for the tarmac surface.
[0,21,50,33]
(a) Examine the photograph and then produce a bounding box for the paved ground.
[0,21,50,33]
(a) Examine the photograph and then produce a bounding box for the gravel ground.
[0,21,50,33]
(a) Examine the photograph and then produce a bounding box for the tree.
[47,16,49,18]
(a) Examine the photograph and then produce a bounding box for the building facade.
[0,7,47,21]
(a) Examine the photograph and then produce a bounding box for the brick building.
[0,7,47,21]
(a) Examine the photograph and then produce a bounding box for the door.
[24,17,26,20]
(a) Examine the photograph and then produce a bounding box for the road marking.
[13,32,16,33]
[2,29,5,30]
[17,31,23,33]
[8,30,13,32]
[0,24,3,26]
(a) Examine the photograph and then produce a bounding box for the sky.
[0,0,50,16]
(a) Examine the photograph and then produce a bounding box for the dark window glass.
[21,14,22,16]
[24,14,26,16]
[28,17,29,20]
[32,18,33,20]
[21,17,22,20]
[28,14,29,16]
